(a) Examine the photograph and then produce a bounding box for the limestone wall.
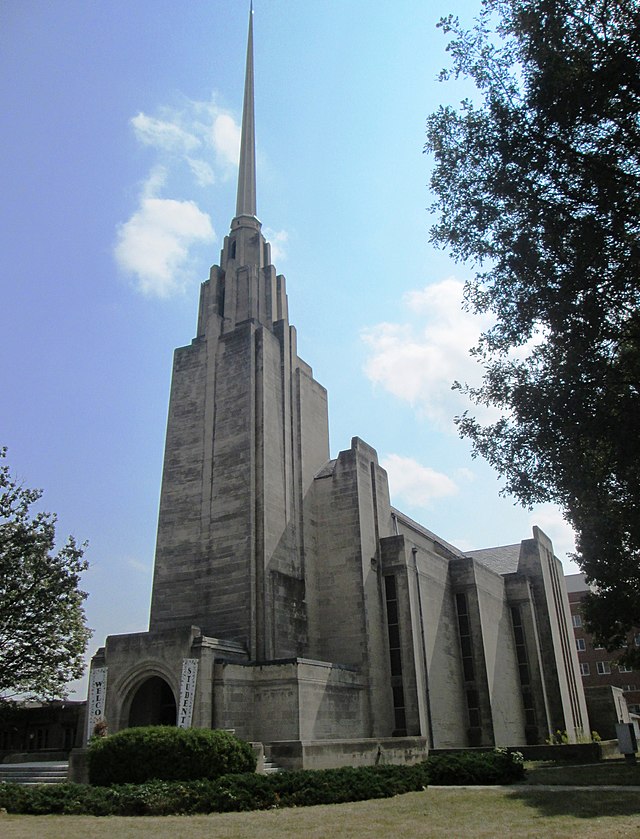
[473,562,525,745]
[212,659,367,743]
[267,736,428,771]
[518,530,590,741]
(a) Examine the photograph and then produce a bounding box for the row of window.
[579,660,635,679]
[575,637,635,669]
[572,615,640,648]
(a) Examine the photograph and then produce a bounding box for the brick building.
[566,573,640,734]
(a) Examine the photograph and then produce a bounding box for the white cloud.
[212,113,241,168]
[114,196,215,297]
[381,453,458,508]
[187,157,216,187]
[264,227,289,263]
[115,95,241,297]
[140,165,168,199]
[362,277,495,431]
[130,99,241,170]
[131,112,200,154]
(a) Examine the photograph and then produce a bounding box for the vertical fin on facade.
[235,3,257,220]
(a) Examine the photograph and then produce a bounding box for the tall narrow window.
[466,689,481,728]
[511,606,537,740]
[456,593,475,682]
[384,576,406,734]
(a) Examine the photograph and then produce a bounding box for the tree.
[425,0,640,655]
[0,448,92,700]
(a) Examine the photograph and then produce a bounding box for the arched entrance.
[128,676,177,727]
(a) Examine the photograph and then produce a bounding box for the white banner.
[86,666,108,742]
[177,658,199,728]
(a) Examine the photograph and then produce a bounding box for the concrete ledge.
[2,750,70,764]
[266,736,428,770]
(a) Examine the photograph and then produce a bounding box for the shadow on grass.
[507,788,640,819]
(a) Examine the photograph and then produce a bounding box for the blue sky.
[1,0,578,699]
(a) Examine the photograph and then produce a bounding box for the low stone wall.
[266,736,428,771]
[68,748,89,784]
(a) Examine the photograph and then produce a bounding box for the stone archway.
[128,675,177,727]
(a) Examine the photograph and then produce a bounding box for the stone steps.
[0,762,69,785]
[262,759,281,774]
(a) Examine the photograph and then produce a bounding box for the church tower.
[87,7,588,763]
[149,7,330,661]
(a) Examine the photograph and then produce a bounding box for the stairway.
[0,761,69,785]
[262,757,282,774]
[261,745,283,775]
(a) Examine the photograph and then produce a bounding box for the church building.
[89,9,589,768]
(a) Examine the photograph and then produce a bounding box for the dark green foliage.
[0,448,91,701]
[426,751,525,785]
[88,725,256,785]
[425,1,640,653]
[268,764,430,807]
[0,751,525,816]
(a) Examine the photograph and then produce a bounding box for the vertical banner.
[86,666,108,743]
[177,658,199,728]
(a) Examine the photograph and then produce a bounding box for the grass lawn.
[2,787,640,839]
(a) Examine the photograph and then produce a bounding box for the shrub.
[425,750,525,785]
[0,764,430,816]
[0,750,524,816]
[88,726,256,785]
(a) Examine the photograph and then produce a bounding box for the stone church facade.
[89,10,589,766]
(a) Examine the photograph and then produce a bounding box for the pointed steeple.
[235,3,257,220]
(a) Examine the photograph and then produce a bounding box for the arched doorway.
[128,676,177,727]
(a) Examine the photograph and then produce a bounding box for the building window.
[596,661,611,675]
[63,725,75,750]
[580,662,590,676]
[572,614,582,628]
[618,664,633,673]
[384,575,406,734]
[31,728,49,750]
[593,643,604,650]
[456,593,475,682]
[511,607,531,686]
[511,606,537,737]
[576,638,586,652]
[635,633,640,648]
[466,689,481,729]
[623,684,637,693]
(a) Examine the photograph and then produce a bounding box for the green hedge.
[0,750,524,816]
[426,750,525,785]
[88,726,256,785]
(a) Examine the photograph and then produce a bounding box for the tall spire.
[235,3,257,219]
